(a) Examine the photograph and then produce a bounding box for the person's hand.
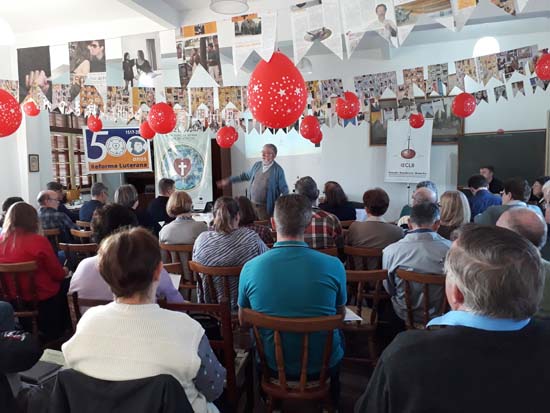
[25,70,50,95]
[216,178,230,188]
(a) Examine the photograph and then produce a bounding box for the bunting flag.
[511,80,525,97]
[403,67,426,95]
[447,73,461,94]
[490,0,518,16]
[53,84,79,115]
[493,85,508,102]
[515,0,530,12]
[218,86,243,127]
[0,80,19,100]
[231,12,277,74]
[529,77,549,93]
[473,90,489,104]
[189,87,218,132]
[106,86,132,122]
[80,84,105,117]
[131,87,156,121]
[452,0,479,31]
[455,57,479,90]
[165,87,190,132]
[476,54,500,85]
[426,63,449,96]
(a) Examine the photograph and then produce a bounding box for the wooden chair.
[395,269,448,329]
[70,228,93,244]
[43,228,61,252]
[76,220,91,230]
[163,298,254,412]
[254,219,271,228]
[159,243,196,301]
[59,243,98,270]
[344,246,383,270]
[67,292,111,332]
[241,309,344,413]
[340,220,354,229]
[317,247,338,257]
[0,262,39,335]
[344,270,388,367]
[188,261,243,307]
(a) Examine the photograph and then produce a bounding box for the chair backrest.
[159,243,194,277]
[67,292,112,331]
[344,246,383,270]
[43,228,61,251]
[240,308,343,398]
[340,220,354,229]
[317,247,338,257]
[253,220,271,228]
[0,261,39,334]
[76,220,91,229]
[188,261,242,305]
[346,269,388,326]
[59,243,98,271]
[70,228,93,244]
[395,269,448,329]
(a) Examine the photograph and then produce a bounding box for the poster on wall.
[121,32,162,89]
[394,0,454,44]
[83,127,152,174]
[17,46,52,107]
[176,22,223,87]
[153,131,213,210]
[385,119,433,183]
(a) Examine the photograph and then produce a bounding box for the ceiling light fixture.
[210,0,249,15]
[473,36,500,58]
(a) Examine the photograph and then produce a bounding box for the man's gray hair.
[496,207,547,249]
[91,182,109,197]
[114,184,138,209]
[263,143,277,156]
[294,176,319,204]
[416,180,438,199]
[274,194,312,237]
[412,187,437,205]
[446,224,543,319]
[36,191,50,206]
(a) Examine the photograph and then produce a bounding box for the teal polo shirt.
[238,241,346,376]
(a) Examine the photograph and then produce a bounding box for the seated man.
[239,194,346,401]
[383,203,450,324]
[468,174,502,219]
[286,176,343,249]
[475,177,543,226]
[46,181,79,222]
[399,180,438,218]
[79,182,108,222]
[496,208,550,319]
[37,190,78,243]
[356,225,549,413]
[147,178,175,226]
[397,187,437,228]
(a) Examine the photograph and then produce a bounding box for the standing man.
[480,165,504,194]
[79,182,109,222]
[217,144,288,220]
[148,178,176,225]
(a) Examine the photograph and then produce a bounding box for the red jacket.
[0,231,65,301]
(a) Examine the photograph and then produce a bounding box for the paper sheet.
[345,307,363,322]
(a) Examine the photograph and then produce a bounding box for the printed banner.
[17,46,52,108]
[84,127,152,174]
[385,119,433,183]
[189,87,217,132]
[106,86,132,122]
[0,80,19,100]
[232,12,276,74]
[165,87,190,131]
[121,32,162,88]
[394,0,454,44]
[52,84,80,115]
[153,130,213,210]
[218,86,243,127]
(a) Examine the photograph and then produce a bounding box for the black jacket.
[49,369,193,413]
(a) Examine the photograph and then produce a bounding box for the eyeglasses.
[89,43,100,49]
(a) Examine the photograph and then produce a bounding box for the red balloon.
[409,113,425,129]
[535,53,550,81]
[216,126,239,148]
[23,101,40,117]
[309,130,323,145]
[300,115,321,140]
[247,51,307,129]
[451,93,476,118]
[0,89,22,138]
[140,121,156,140]
[148,102,177,134]
[87,115,102,132]
[335,91,360,120]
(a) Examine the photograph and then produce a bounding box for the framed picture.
[369,96,464,145]
[28,154,39,173]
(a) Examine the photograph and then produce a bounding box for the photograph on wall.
[189,87,215,132]
[176,22,223,87]
[231,13,276,74]
[512,80,525,97]
[530,77,549,93]
[426,63,448,95]
[354,70,397,99]
[403,66,425,94]
[370,99,397,144]
[474,90,489,104]
[476,54,499,85]
[121,32,162,89]
[490,0,516,16]
[131,87,156,116]
[80,85,105,116]
[396,83,414,106]
[218,86,243,126]
[52,84,80,115]
[493,85,508,102]
[447,73,460,94]
[496,48,525,81]
[394,0,453,44]
[68,40,106,76]
[106,86,132,122]
[516,45,538,74]
[17,46,52,106]
[0,80,19,100]
[455,57,479,90]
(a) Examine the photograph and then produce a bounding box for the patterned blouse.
[244,223,274,245]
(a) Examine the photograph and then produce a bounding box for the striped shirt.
[192,227,268,309]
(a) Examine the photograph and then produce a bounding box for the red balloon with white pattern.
[300,115,321,140]
[216,126,239,148]
[23,101,40,117]
[87,115,103,132]
[535,53,550,81]
[148,102,177,134]
[140,121,156,140]
[0,89,22,138]
[451,93,476,118]
[335,91,360,119]
[247,51,307,129]
[309,130,323,145]
[409,113,425,129]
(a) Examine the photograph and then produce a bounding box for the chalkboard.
[458,130,548,186]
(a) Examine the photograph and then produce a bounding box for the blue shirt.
[79,200,104,222]
[238,241,346,376]
[427,310,530,331]
[469,189,502,220]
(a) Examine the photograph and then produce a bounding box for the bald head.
[412,187,437,206]
[496,207,547,249]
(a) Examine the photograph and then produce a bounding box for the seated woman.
[69,204,183,305]
[114,184,160,236]
[530,176,550,213]
[348,188,403,269]
[319,181,356,221]
[159,191,207,277]
[438,190,471,240]
[0,197,23,229]
[63,227,225,412]
[192,197,268,309]
[0,202,69,340]
[235,196,274,245]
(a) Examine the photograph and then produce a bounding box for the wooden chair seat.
[76,220,91,229]
[70,228,93,243]
[317,247,338,257]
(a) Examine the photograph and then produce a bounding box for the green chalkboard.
[458,130,548,187]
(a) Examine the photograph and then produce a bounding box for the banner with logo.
[154,131,213,210]
[83,127,152,173]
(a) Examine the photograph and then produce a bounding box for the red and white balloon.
[0,89,22,138]
[247,51,307,129]
[451,93,476,118]
[409,113,425,129]
[216,126,239,148]
[299,115,321,140]
[309,130,323,145]
[148,102,177,134]
[139,121,156,140]
[535,53,550,81]
[23,100,40,117]
[335,91,360,120]
[87,115,103,132]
